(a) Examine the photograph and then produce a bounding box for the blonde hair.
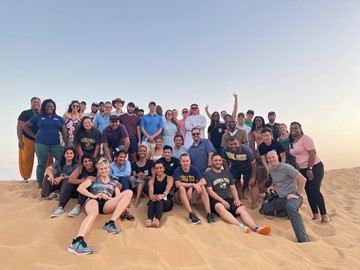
[95,157,110,169]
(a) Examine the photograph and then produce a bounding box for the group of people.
[17,95,329,255]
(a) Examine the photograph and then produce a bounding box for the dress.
[162,121,177,148]
[65,115,81,147]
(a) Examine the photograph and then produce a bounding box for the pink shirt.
[289,135,321,169]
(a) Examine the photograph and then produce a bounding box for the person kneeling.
[67,158,133,255]
[205,153,271,235]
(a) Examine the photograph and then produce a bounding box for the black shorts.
[97,198,107,214]
[210,197,240,217]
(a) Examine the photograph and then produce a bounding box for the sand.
[0,167,359,270]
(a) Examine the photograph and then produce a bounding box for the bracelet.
[163,192,167,196]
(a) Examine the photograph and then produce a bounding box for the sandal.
[145,219,152,227]
[120,211,135,221]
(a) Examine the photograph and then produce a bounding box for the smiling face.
[261,131,272,144]
[64,149,75,161]
[82,118,93,130]
[83,158,94,170]
[115,152,127,165]
[31,98,41,112]
[266,151,278,167]
[45,102,55,115]
[155,163,165,176]
[211,155,223,170]
[180,154,191,170]
[229,139,239,152]
[279,124,287,135]
[138,146,147,158]
[290,123,302,137]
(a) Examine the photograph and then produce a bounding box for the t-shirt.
[119,113,141,139]
[102,125,129,149]
[204,169,235,199]
[75,127,102,155]
[131,160,155,176]
[188,139,215,174]
[222,144,255,171]
[265,123,280,141]
[158,157,180,176]
[207,123,227,148]
[173,165,203,187]
[258,140,285,162]
[50,161,80,177]
[268,163,299,198]
[289,135,321,169]
[18,109,39,140]
[89,178,117,197]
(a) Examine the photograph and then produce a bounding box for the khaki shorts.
[173,189,200,205]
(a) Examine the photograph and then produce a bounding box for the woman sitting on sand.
[67,158,133,255]
[50,154,98,218]
[40,147,79,201]
[289,121,329,223]
[110,150,132,191]
[145,160,174,228]
[131,145,155,207]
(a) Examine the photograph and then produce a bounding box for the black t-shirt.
[157,157,180,176]
[75,127,102,155]
[18,109,39,140]
[258,140,285,162]
[265,123,280,141]
[208,123,227,148]
[131,160,154,176]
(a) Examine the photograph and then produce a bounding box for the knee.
[214,203,225,214]
[124,189,133,199]
[178,186,186,193]
[285,201,298,212]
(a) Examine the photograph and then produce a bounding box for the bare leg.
[236,205,257,230]
[134,183,144,207]
[200,186,211,214]
[215,203,241,226]
[77,200,99,237]
[235,179,243,200]
[179,186,193,213]
[104,190,133,220]
[250,183,259,209]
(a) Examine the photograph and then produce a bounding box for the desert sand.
[0,167,359,270]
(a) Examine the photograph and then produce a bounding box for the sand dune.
[0,167,359,269]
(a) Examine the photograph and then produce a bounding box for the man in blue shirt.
[140,101,164,154]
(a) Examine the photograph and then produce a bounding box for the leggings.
[300,162,327,215]
[59,181,87,208]
[147,199,173,220]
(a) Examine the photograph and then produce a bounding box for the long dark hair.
[74,116,93,144]
[59,146,77,168]
[289,121,304,149]
[251,116,265,132]
[210,111,221,128]
[81,153,97,172]
[67,100,81,113]
[40,99,56,116]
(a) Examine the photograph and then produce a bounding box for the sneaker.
[67,238,93,255]
[103,221,119,234]
[254,225,271,235]
[239,223,251,233]
[68,206,82,217]
[188,212,201,225]
[206,213,215,224]
[50,207,64,218]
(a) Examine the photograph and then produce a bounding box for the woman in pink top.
[289,121,328,223]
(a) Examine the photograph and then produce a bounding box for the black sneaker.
[206,213,215,224]
[188,212,201,224]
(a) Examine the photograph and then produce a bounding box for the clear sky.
[1,1,359,179]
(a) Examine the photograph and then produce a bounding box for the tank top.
[154,175,168,195]
[89,177,116,197]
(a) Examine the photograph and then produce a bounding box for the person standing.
[120,102,142,162]
[265,111,280,141]
[23,99,68,188]
[184,104,207,149]
[17,97,51,182]
[289,121,329,223]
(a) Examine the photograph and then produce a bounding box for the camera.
[264,189,279,204]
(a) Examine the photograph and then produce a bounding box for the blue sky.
[1,1,359,179]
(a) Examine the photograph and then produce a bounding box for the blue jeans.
[35,143,62,184]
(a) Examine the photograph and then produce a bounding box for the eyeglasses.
[191,107,198,110]
[72,105,79,107]
[192,132,200,136]
[104,106,112,109]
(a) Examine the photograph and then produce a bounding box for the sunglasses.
[192,132,200,136]
[72,105,79,107]
[191,107,198,110]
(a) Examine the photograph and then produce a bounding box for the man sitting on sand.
[260,151,310,242]
[173,153,215,225]
[205,153,271,235]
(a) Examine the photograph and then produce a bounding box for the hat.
[112,98,125,108]
[246,109,254,115]
[127,102,135,107]
[99,101,104,106]
[91,102,99,107]
[110,115,119,121]
[268,111,276,115]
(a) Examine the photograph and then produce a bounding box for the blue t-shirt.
[50,161,80,177]
[173,165,203,191]
[29,114,65,145]
[188,139,215,174]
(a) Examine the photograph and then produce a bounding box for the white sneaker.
[50,207,64,218]
[68,206,82,217]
